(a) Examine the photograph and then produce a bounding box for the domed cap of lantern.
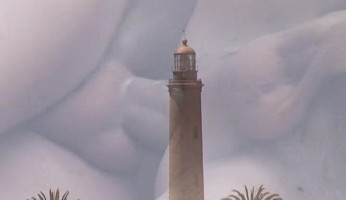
[175,39,196,54]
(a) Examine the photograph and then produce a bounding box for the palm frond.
[244,186,249,200]
[264,193,280,200]
[254,185,265,200]
[233,189,246,200]
[28,189,72,200]
[228,194,241,200]
[250,187,254,200]
[221,185,283,200]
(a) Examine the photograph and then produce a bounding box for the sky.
[0,0,346,199]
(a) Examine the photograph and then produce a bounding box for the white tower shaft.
[168,39,204,200]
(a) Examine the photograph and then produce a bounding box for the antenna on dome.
[182,30,188,46]
[182,29,187,40]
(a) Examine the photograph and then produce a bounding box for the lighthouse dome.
[173,38,197,79]
[175,39,196,54]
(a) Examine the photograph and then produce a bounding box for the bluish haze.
[0,1,345,199]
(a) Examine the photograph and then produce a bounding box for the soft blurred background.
[0,0,346,199]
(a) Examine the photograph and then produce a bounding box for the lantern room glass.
[174,54,196,71]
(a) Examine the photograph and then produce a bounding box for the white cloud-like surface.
[0,0,346,200]
[0,0,127,133]
[0,131,133,200]
[187,0,346,71]
[113,0,197,79]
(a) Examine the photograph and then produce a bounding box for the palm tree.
[221,185,283,200]
[27,189,71,200]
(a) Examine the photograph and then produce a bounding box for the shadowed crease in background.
[0,0,346,199]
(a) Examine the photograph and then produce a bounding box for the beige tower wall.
[168,80,204,200]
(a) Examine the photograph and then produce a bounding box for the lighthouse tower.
[168,39,204,200]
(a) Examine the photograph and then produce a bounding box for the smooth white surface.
[0,1,346,199]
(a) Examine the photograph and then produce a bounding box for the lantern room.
[173,39,197,80]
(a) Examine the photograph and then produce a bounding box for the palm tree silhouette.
[221,185,283,200]
[27,188,72,200]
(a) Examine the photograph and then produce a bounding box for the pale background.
[0,1,346,199]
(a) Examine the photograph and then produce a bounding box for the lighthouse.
[168,39,204,200]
